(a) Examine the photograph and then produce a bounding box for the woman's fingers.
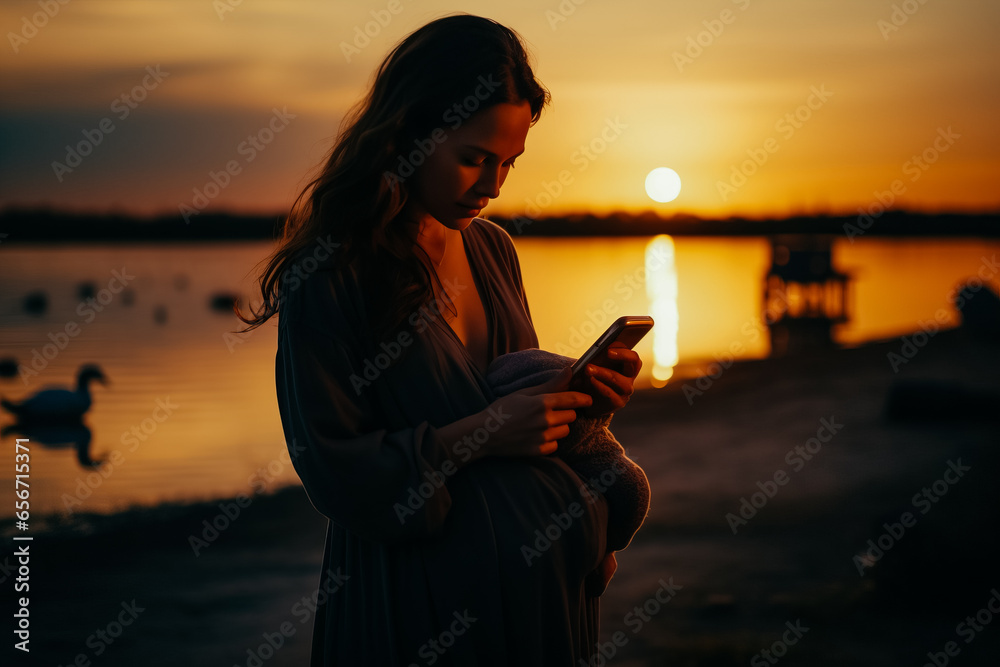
[607,347,641,379]
[588,378,627,413]
[588,366,633,400]
[561,389,595,407]
[544,389,592,412]
[523,392,585,455]
[544,393,591,431]
[513,435,561,457]
[579,358,637,417]
[538,442,559,456]
[491,381,606,458]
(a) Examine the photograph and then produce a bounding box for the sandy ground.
[9,326,1000,666]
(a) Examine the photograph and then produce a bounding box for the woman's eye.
[461,156,515,168]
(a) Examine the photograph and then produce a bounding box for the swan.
[1,364,108,422]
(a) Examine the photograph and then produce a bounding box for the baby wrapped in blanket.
[485,347,651,552]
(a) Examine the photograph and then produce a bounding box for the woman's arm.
[277,314,465,544]
[277,316,592,544]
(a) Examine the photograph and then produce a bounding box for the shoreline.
[2,208,1000,244]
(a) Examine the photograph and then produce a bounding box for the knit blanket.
[485,347,650,551]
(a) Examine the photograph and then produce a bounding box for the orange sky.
[1,0,998,220]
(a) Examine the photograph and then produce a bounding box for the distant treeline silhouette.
[0,207,998,243]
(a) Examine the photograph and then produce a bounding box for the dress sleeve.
[274,275,456,545]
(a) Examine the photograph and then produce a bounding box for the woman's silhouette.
[237,13,641,665]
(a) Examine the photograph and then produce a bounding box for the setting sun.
[645,167,683,204]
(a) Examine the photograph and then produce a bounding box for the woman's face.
[405,100,532,231]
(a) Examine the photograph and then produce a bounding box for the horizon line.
[3,203,1000,224]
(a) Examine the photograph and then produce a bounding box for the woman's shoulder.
[470,215,515,243]
[468,216,520,264]
[278,240,367,338]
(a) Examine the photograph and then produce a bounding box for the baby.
[485,347,650,552]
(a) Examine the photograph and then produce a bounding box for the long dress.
[275,216,609,666]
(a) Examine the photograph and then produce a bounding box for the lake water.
[1,234,997,520]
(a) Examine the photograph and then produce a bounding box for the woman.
[236,13,642,665]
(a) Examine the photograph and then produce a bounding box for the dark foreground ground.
[6,326,1000,666]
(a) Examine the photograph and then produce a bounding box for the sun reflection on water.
[646,235,679,385]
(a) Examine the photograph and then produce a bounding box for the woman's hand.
[459,367,593,462]
[577,343,641,418]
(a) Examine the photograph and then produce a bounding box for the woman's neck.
[415,220,458,266]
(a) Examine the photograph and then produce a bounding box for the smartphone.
[569,315,654,388]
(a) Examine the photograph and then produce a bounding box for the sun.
[645,167,682,203]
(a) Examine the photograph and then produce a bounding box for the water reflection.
[1,420,101,467]
[645,236,679,384]
[765,235,852,355]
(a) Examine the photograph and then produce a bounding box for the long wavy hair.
[234,13,550,348]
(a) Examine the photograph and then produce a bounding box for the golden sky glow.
[1,0,998,219]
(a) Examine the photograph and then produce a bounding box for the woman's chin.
[448,215,478,230]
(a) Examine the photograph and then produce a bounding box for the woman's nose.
[476,165,503,199]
